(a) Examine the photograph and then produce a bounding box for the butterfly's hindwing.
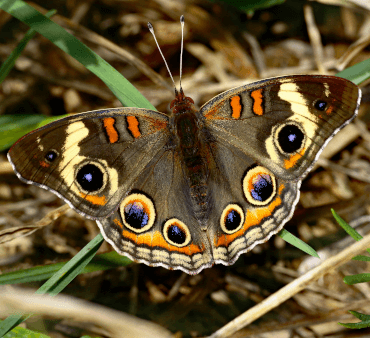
[98,149,213,274]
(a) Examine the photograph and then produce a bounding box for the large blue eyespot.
[243,166,277,206]
[251,174,273,202]
[120,193,156,233]
[76,164,104,192]
[277,124,304,154]
[124,202,149,229]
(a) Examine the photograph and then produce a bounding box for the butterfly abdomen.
[175,112,209,225]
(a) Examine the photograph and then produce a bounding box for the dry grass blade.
[29,2,173,93]
[242,32,267,76]
[234,299,370,337]
[304,4,326,74]
[320,124,361,159]
[0,161,13,175]
[0,204,69,244]
[0,287,172,338]
[336,32,370,71]
[208,233,370,338]
[313,0,370,11]
[317,157,370,183]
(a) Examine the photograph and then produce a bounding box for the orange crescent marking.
[151,119,168,131]
[126,199,150,216]
[127,116,141,138]
[230,95,242,119]
[216,184,285,247]
[114,218,123,228]
[80,193,107,205]
[284,148,306,169]
[326,104,334,115]
[40,161,50,168]
[116,226,203,255]
[204,107,220,119]
[248,172,265,192]
[251,89,263,115]
[103,117,119,143]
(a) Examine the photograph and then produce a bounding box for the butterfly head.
[170,88,195,114]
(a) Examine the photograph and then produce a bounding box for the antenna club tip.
[147,22,153,31]
[180,15,184,23]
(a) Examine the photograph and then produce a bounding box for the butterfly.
[8,17,361,274]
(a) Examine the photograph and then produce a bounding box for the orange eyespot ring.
[243,166,276,206]
[220,204,245,234]
[120,193,156,233]
[163,219,191,247]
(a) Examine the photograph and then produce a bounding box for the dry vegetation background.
[1,0,370,337]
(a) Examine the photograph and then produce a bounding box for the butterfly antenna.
[148,21,177,93]
[179,15,184,93]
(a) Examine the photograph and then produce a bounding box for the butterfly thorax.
[171,91,209,227]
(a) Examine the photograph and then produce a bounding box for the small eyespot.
[163,219,191,247]
[220,204,245,234]
[45,150,58,162]
[243,166,276,206]
[277,124,304,154]
[120,193,155,233]
[76,163,104,192]
[315,100,327,111]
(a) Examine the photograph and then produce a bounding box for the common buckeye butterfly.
[8,17,361,274]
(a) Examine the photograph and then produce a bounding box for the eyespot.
[120,193,155,233]
[220,204,245,234]
[314,100,327,111]
[243,166,276,206]
[75,162,106,193]
[276,123,305,154]
[163,219,191,247]
[45,150,58,163]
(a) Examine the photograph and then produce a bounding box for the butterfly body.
[8,75,361,274]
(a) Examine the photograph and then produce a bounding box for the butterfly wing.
[8,108,170,219]
[199,75,361,180]
[197,75,360,265]
[98,149,213,274]
[202,137,299,266]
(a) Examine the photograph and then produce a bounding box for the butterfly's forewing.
[199,75,361,181]
[8,108,169,219]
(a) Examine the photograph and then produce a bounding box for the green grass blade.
[339,319,370,329]
[339,311,370,329]
[336,57,370,85]
[0,9,56,84]
[347,310,370,321]
[0,316,30,337]
[352,254,370,261]
[278,229,319,258]
[0,251,132,285]
[0,0,155,110]
[0,234,104,336]
[36,234,104,296]
[331,209,363,241]
[0,115,68,151]
[0,320,50,338]
[343,273,370,285]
